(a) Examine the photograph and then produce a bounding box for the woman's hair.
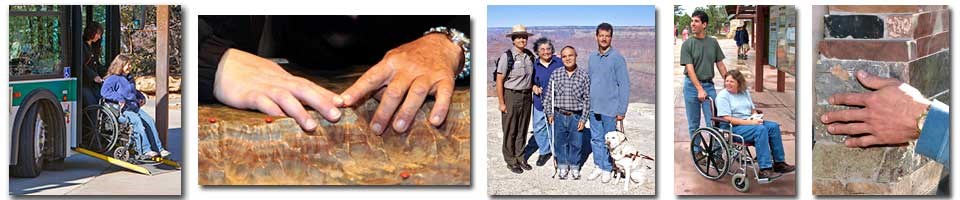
[726,70,747,93]
[533,37,554,54]
[82,22,103,42]
[106,54,131,77]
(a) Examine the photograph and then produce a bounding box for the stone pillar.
[813,5,949,195]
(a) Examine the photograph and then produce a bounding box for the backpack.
[493,48,536,82]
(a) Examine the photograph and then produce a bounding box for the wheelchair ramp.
[74,148,181,176]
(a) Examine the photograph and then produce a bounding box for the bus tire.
[11,105,44,177]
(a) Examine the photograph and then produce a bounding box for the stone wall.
[813,5,949,195]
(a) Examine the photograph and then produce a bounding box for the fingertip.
[303,118,318,132]
[393,119,407,133]
[333,95,344,107]
[431,115,443,126]
[857,70,868,78]
[820,114,829,123]
[341,94,353,106]
[371,122,384,135]
[328,108,342,122]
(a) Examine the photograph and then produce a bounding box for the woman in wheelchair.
[715,70,794,180]
[101,55,171,159]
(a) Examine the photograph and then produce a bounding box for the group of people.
[81,22,169,159]
[496,23,631,182]
[680,10,794,181]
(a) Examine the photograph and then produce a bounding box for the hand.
[95,76,103,83]
[616,115,625,121]
[820,70,931,148]
[532,85,542,95]
[339,33,462,134]
[751,119,764,125]
[499,103,507,113]
[214,48,342,132]
[547,116,554,124]
[577,121,585,131]
[139,99,145,106]
[697,89,707,101]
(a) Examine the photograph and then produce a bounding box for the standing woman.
[81,22,104,109]
[101,55,170,159]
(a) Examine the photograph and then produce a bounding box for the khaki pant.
[501,89,532,167]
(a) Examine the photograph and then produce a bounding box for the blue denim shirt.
[915,100,949,166]
[588,47,630,117]
[532,55,562,111]
[101,75,146,112]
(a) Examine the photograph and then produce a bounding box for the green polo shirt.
[680,36,724,81]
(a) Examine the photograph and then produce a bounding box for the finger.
[828,93,870,106]
[856,70,902,90]
[821,109,870,123]
[844,135,882,148]
[429,77,455,126]
[392,78,431,133]
[284,77,342,122]
[826,123,874,135]
[370,74,415,135]
[341,63,391,107]
[268,88,317,131]
[251,94,284,116]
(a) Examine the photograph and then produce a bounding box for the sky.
[487,5,655,27]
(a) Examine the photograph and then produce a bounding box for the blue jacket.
[532,55,563,111]
[101,75,146,112]
[588,47,630,117]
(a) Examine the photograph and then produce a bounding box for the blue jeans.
[119,109,164,156]
[683,77,717,152]
[588,112,615,171]
[732,121,786,169]
[553,113,583,170]
[530,108,551,155]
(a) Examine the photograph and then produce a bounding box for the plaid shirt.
[544,66,590,123]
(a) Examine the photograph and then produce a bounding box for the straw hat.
[505,24,533,37]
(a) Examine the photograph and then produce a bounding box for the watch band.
[425,26,471,80]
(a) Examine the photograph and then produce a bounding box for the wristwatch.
[425,26,471,80]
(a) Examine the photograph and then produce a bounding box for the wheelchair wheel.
[113,146,130,162]
[732,173,749,192]
[82,105,119,153]
[690,127,730,180]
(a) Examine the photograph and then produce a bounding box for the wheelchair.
[689,96,772,192]
[81,99,155,164]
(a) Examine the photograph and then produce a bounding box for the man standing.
[525,37,563,167]
[585,23,630,183]
[496,24,536,174]
[545,46,590,180]
[735,26,750,60]
[681,10,728,155]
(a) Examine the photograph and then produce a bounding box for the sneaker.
[774,162,796,174]
[160,150,171,158]
[144,151,159,158]
[586,166,603,180]
[535,154,551,166]
[571,169,581,180]
[508,165,523,174]
[558,168,569,180]
[758,168,782,181]
[600,171,613,183]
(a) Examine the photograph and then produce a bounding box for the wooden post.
[155,5,169,143]
[754,6,768,93]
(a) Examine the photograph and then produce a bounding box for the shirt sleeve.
[716,92,732,117]
[495,52,508,75]
[915,100,949,165]
[615,56,630,116]
[679,41,693,66]
[198,17,238,104]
